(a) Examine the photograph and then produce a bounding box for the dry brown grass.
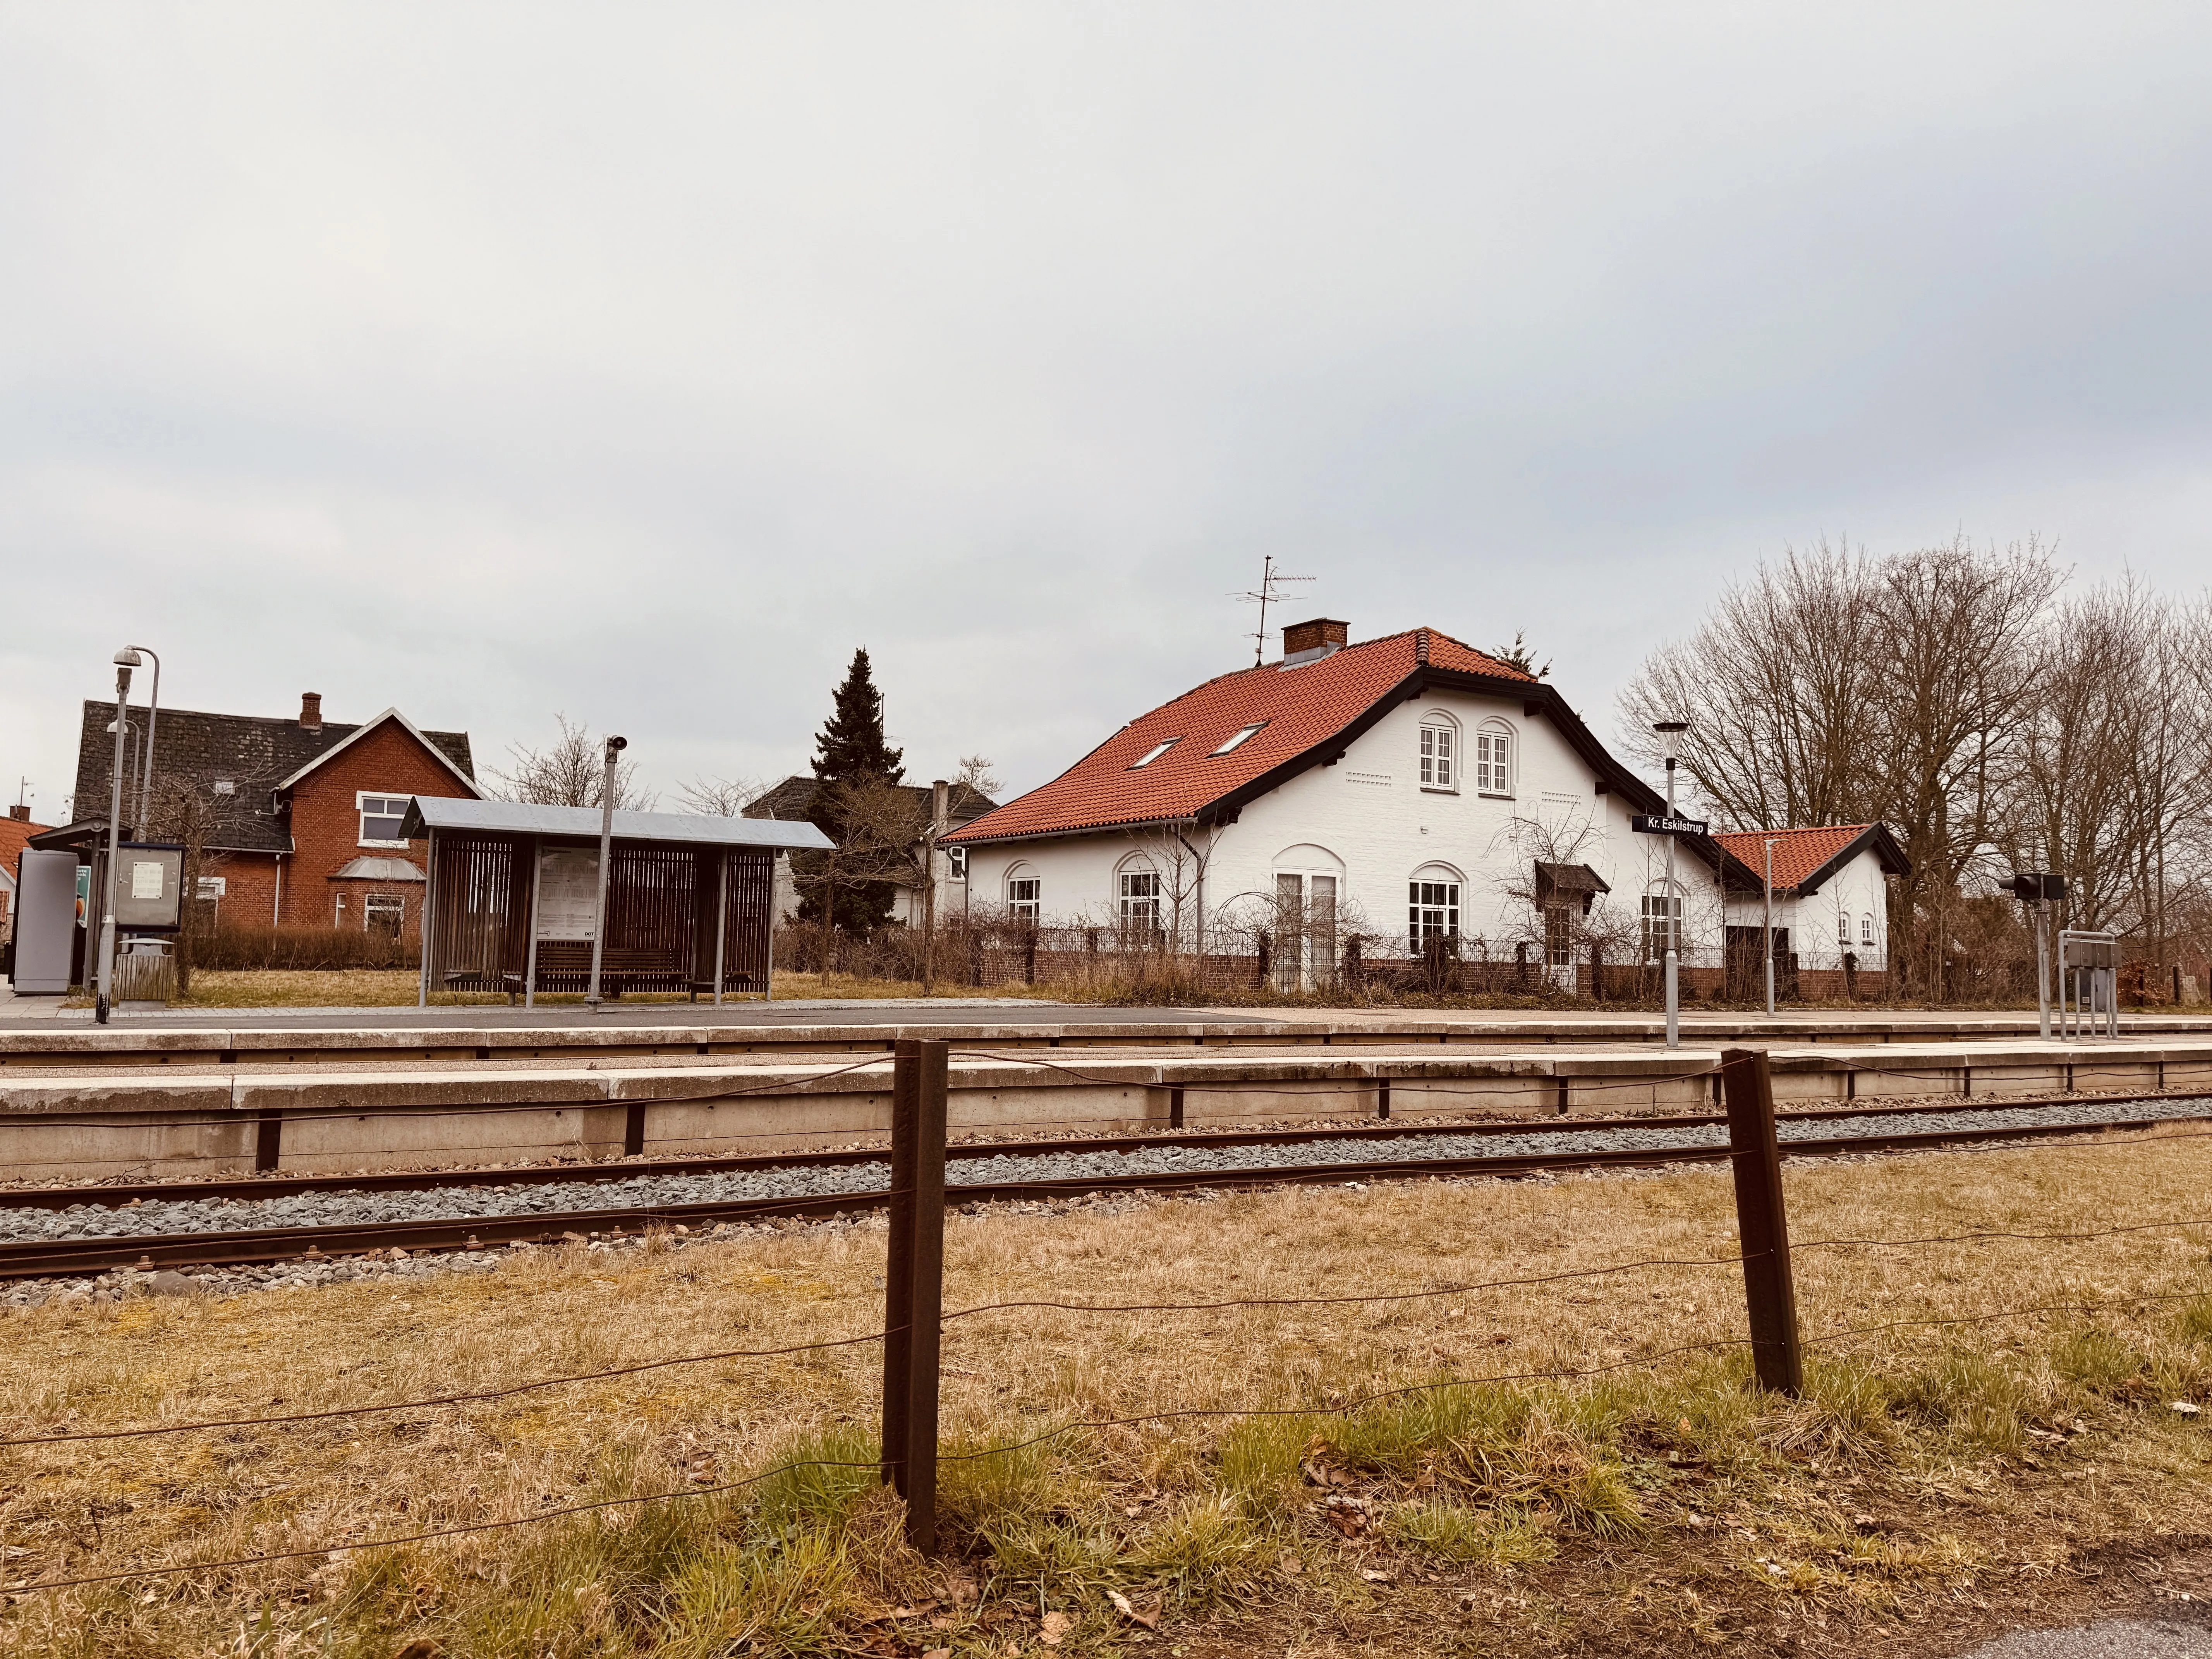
[8,1133,2212,1656]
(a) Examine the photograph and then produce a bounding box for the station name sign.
[1631,814,1710,837]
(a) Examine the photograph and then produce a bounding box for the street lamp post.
[96,648,144,1025]
[1763,838,1779,1016]
[585,735,627,1012]
[126,646,161,835]
[1654,721,1689,1049]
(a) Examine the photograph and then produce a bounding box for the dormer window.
[1130,738,1180,769]
[1212,723,1266,756]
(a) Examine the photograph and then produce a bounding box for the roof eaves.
[274,708,483,797]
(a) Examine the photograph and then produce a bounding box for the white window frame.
[1006,872,1041,922]
[1130,738,1180,769]
[946,845,968,882]
[1118,867,1163,931]
[1418,718,1458,792]
[356,790,412,849]
[1640,891,1682,961]
[1407,874,1460,951]
[1474,720,1515,797]
[1212,722,1266,756]
[1860,913,1876,947]
[363,891,405,935]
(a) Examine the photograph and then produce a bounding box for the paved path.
[1961,1617,2212,1657]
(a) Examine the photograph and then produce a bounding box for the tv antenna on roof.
[1231,555,1315,667]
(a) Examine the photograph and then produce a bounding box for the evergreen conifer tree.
[799,649,907,935]
[810,648,905,785]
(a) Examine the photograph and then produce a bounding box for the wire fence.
[10,1039,2212,1599]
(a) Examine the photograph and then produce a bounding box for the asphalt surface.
[1961,1616,2212,1656]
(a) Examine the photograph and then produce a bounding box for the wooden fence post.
[880,1037,948,1553]
[1720,1046,1803,1396]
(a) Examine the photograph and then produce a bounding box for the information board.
[534,847,601,941]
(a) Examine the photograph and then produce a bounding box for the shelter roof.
[401,796,833,850]
[947,626,1660,846]
[1711,823,1910,895]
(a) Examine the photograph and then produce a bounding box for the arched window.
[1860,913,1876,946]
[1641,881,1683,962]
[1418,713,1458,791]
[1474,718,1515,796]
[1114,853,1161,933]
[1005,864,1040,921]
[1408,862,1463,951]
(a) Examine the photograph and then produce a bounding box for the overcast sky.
[4,3,2209,821]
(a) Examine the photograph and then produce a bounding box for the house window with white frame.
[1418,720,1456,790]
[946,845,968,882]
[364,892,405,936]
[1407,878,1459,951]
[1474,721,1513,795]
[1640,892,1681,961]
[1861,913,1876,947]
[1119,869,1162,932]
[357,792,411,848]
[1007,876,1041,922]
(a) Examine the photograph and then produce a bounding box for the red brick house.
[50,692,479,939]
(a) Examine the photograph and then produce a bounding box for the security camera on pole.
[96,648,144,1026]
[1639,721,1697,1049]
[585,735,627,1012]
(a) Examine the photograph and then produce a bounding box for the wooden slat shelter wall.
[426,833,776,997]
[718,847,774,991]
[428,834,530,991]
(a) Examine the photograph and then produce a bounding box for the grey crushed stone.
[1,1096,2205,1246]
[1957,1614,2212,1657]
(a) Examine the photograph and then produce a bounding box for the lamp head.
[113,648,143,668]
[605,735,628,757]
[1652,719,1687,764]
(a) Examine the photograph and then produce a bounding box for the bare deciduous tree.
[491,715,655,810]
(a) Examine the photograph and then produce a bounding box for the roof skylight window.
[1212,722,1266,756]
[1130,738,1181,769]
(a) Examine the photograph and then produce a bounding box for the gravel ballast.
[3,1096,2207,1247]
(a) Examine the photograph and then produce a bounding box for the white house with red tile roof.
[946,620,1910,992]
[1714,823,1909,980]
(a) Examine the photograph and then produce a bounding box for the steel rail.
[5,1103,2207,1279]
[6,1085,2208,1211]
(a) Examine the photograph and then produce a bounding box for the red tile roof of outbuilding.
[0,816,53,879]
[1712,824,1895,893]
[951,629,1539,845]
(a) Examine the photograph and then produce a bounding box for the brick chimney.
[299,692,323,730]
[1281,618,1349,665]
[6,804,28,823]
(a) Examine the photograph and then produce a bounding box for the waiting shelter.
[402,797,831,1004]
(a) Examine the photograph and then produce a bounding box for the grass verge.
[8,1135,2212,1654]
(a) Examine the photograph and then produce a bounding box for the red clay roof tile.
[953,629,1531,844]
[1712,824,1874,891]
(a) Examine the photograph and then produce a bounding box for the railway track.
[7,1089,2210,1280]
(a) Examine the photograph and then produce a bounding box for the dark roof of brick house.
[743,777,998,829]
[70,701,476,855]
[947,626,1667,847]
